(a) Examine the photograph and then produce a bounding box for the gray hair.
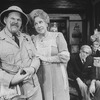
[29,9,50,24]
[80,45,92,55]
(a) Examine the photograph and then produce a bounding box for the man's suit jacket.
[67,53,96,82]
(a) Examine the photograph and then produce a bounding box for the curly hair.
[29,9,50,24]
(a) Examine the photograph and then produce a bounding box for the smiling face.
[4,12,22,34]
[34,16,48,35]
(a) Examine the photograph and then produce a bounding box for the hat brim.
[0,9,28,26]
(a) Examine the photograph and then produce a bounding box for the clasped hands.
[11,67,35,84]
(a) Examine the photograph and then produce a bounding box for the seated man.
[67,45,100,100]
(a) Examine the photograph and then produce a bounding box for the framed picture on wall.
[49,17,69,43]
[71,45,79,53]
[69,20,82,45]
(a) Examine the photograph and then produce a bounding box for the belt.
[1,67,18,75]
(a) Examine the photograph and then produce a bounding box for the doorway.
[49,17,70,45]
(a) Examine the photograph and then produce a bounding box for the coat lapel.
[76,54,85,70]
[0,30,19,48]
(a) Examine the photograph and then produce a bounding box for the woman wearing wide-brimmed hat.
[0,6,42,100]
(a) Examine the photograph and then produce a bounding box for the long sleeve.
[30,57,40,72]
[0,39,15,87]
[67,55,78,80]
[21,34,40,72]
[46,32,70,64]
[30,38,40,72]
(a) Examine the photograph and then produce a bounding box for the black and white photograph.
[0,0,100,100]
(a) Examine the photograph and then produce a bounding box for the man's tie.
[82,59,85,64]
[13,34,19,46]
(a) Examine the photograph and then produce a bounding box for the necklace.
[39,33,48,42]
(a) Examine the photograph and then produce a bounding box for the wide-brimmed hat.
[0,6,28,26]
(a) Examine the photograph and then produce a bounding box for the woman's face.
[34,16,48,35]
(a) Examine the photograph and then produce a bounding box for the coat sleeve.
[30,56,40,73]
[56,32,70,63]
[30,39,40,72]
[0,40,14,87]
[67,55,78,80]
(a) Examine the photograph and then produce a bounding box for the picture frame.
[69,20,82,45]
[71,45,79,53]
[49,17,69,42]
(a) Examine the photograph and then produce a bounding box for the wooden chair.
[68,78,81,100]
[94,57,100,79]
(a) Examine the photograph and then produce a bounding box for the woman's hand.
[38,56,48,61]
[36,54,48,61]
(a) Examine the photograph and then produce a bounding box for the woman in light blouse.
[29,9,70,100]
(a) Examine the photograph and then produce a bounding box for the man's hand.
[89,80,96,97]
[76,77,86,89]
[23,67,35,75]
[11,69,30,85]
